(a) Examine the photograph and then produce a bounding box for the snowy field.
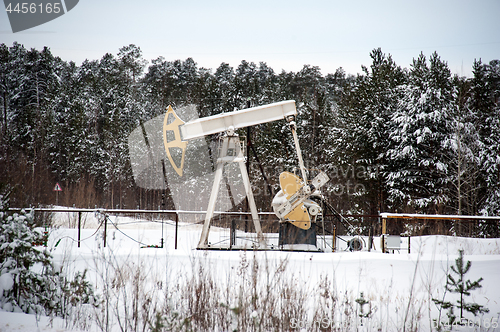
[1,211,500,332]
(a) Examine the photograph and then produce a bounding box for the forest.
[1,42,499,236]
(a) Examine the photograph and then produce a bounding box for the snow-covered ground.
[1,212,499,331]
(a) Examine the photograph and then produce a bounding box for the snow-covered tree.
[474,60,500,219]
[0,190,98,316]
[291,65,333,169]
[46,61,90,186]
[335,48,406,215]
[1,41,499,220]
[386,52,456,213]
[440,75,482,219]
[213,62,237,115]
[0,190,57,314]
[0,44,62,205]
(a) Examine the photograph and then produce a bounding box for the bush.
[0,191,98,318]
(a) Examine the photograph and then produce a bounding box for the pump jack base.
[196,245,322,252]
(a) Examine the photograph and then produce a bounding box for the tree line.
[0,42,499,235]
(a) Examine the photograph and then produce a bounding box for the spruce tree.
[450,250,489,319]
[0,189,99,316]
[386,52,455,212]
[335,48,406,216]
[433,250,489,326]
[474,60,500,224]
[0,190,56,314]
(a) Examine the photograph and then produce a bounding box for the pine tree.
[291,65,332,169]
[234,60,259,109]
[442,75,482,220]
[0,189,99,316]
[0,44,61,205]
[474,60,500,223]
[335,48,406,216]
[433,250,489,326]
[386,52,455,213]
[214,62,237,114]
[47,60,90,186]
[0,190,56,314]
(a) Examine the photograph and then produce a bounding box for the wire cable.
[50,217,105,245]
[104,214,153,247]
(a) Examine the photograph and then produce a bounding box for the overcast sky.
[1,0,499,76]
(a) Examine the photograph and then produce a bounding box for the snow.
[0,273,14,296]
[0,311,78,332]
[1,212,500,331]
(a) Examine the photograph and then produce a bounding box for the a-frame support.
[197,134,265,249]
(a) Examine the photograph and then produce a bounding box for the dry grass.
[54,248,450,332]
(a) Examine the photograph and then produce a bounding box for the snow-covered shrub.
[0,193,54,314]
[0,192,98,318]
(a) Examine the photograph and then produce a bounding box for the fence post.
[230,219,236,248]
[332,224,336,252]
[381,217,387,253]
[174,212,179,250]
[103,214,107,248]
[78,211,81,248]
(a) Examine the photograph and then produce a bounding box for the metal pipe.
[7,207,276,215]
[289,120,308,183]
